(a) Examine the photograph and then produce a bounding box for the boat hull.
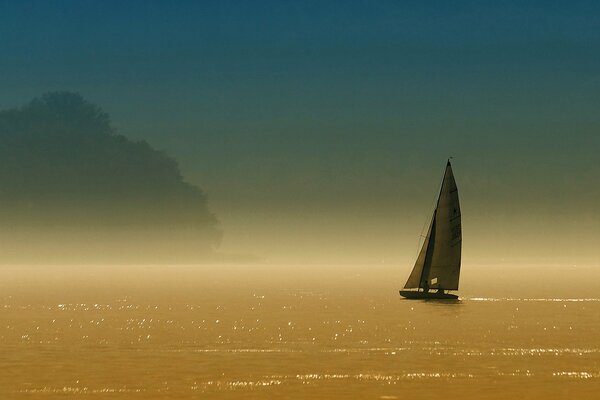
[399,290,459,300]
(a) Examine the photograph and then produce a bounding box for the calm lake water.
[1,264,599,399]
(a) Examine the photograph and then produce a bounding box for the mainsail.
[404,160,462,290]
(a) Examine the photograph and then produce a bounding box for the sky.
[0,1,598,265]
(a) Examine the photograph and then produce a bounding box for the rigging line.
[415,162,447,258]
[415,182,438,258]
[415,205,436,259]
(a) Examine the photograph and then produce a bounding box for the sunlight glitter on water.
[19,387,146,394]
[468,297,600,302]
[2,264,600,399]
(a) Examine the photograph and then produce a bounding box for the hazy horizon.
[0,92,596,267]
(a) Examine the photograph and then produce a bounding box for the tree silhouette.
[0,92,221,262]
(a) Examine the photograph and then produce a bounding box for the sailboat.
[400,159,462,300]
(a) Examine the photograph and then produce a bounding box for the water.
[1,264,599,399]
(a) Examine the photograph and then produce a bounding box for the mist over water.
[2,263,599,399]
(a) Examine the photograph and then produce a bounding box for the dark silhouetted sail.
[427,162,461,289]
[402,160,462,297]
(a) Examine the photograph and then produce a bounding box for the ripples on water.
[1,265,599,399]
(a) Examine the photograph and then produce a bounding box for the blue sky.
[1,1,598,261]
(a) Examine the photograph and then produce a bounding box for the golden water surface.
[0,264,599,399]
